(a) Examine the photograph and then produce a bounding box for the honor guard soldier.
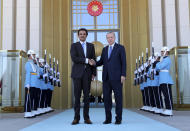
[37,58,46,115]
[156,47,174,116]
[24,50,38,118]
[33,55,41,116]
[140,82,146,110]
[152,52,163,114]
[47,79,54,112]
[148,56,157,113]
[139,53,146,111]
[149,53,163,114]
[144,57,152,112]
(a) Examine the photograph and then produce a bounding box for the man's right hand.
[88,59,96,66]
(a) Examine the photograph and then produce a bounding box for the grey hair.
[106,32,115,37]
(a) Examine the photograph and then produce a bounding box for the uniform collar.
[163,56,168,58]
[28,59,33,62]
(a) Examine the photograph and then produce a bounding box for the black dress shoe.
[115,120,121,124]
[71,119,79,125]
[103,120,111,124]
[84,119,92,124]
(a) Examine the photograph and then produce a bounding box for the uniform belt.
[160,70,169,72]
[31,73,37,75]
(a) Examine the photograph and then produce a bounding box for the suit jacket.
[70,42,96,79]
[96,43,126,81]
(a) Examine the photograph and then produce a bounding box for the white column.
[2,0,13,49]
[150,0,163,53]
[16,0,27,50]
[164,0,177,49]
[30,0,41,55]
[178,0,190,46]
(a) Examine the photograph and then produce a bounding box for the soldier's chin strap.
[30,54,34,60]
[163,50,167,57]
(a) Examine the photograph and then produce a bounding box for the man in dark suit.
[95,32,126,124]
[70,28,96,125]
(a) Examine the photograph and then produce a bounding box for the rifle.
[49,54,53,85]
[53,58,57,86]
[137,56,141,84]
[150,47,155,80]
[141,52,144,83]
[144,48,148,82]
[56,60,61,87]
[43,49,48,83]
[134,59,138,86]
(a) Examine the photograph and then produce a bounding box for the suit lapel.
[108,43,118,60]
[105,46,109,61]
[86,42,89,58]
[76,42,85,57]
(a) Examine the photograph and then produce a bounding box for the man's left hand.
[121,76,126,83]
[92,75,95,81]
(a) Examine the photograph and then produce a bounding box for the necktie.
[108,46,112,59]
[82,43,86,56]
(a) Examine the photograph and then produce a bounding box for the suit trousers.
[103,80,122,121]
[152,86,163,109]
[73,69,91,121]
[159,84,173,110]
[148,86,156,107]
[24,87,35,112]
[144,87,150,106]
[34,88,41,110]
[47,89,53,107]
[141,90,146,106]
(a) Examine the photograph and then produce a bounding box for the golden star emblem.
[92,5,99,12]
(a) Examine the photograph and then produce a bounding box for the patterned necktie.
[108,46,112,59]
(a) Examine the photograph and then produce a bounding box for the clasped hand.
[88,59,96,66]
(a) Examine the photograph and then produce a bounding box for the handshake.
[88,59,96,66]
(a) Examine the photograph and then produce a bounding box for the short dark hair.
[78,28,88,36]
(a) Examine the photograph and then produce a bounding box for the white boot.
[154,108,163,114]
[144,106,149,111]
[149,107,155,112]
[24,112,33,118]
[158,108,164,114]
[152,107,157,112]
[38,108,44,114]
[31,110,38,116]
[162,109,173,116]
[48,107,54,111]
[140,106,145,110]
[36,108,42,115]
[44,108,49,113]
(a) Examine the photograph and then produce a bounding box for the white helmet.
[161,46,170,52]
[39,58,44,63]
[155,52,161,60]
[36,53,39,58]
[27,50,35,55]
[155,52,161,57]
[161,46,170,56]
[148,56,152,61]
